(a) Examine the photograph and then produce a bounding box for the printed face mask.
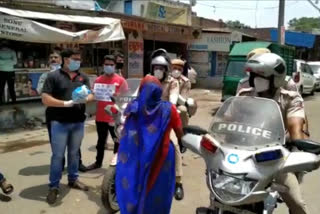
[104,65,115,75]
[154,69,164,80]
[254,77,270,93]
[68,59,80,71]
[171,69,181,78]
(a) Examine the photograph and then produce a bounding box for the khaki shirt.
[177,75,191,98]
[161,76,180,104]
[237,87,305,129]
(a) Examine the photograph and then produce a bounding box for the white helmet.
[150,49,171,81]
[245,53,286,89]
[150,49,171,71]
[151,55,170,71]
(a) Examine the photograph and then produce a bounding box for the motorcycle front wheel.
[101,166,119,213]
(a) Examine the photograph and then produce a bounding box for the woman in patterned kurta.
[116,76,183,214]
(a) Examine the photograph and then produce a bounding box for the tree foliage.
[288,17,320,32]
[226,20,251,29]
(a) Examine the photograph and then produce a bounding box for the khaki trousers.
[276,173,308,214]
[178,105,189,128]
[172,140,183,183]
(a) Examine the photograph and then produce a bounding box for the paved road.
[0,91,319,214]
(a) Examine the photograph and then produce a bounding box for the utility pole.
[278,0,285,45]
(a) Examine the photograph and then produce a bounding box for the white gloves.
[63,97,89,107]
[63,100,74,107]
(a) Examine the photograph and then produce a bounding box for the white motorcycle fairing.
[182,96,320,213]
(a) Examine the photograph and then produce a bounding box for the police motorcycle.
[101,78,140,213]
[182,96,320,214]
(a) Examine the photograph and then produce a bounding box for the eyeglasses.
[104,64,115,66]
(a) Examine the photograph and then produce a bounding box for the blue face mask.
[68,59,80,71]
[104,65,115,75]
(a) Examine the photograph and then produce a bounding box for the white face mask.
[171,69,181,79]
[154,69,164,80]
[254,77,270,93]
[50,63,61,71]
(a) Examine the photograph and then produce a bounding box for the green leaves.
[288,17,320,33]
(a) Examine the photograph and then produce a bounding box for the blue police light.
[255,150,283,162]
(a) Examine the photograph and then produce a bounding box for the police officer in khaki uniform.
[237,47,309,138]
[150,49,185,200]
[171,59,191,127]
[238,52,309,214]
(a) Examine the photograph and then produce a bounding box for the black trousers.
[46,119,82,166]
[95,121,119,166]
[0,71,16,104]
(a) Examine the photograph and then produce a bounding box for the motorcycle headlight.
[210,172,257,203]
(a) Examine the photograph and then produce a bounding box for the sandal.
[0,179,14,195]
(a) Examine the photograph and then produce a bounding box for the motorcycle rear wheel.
[101,166,119,213]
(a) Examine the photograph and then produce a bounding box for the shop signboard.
[145,1,190,26]
[128,31,144,78]
[121,20,146,31]
[189,33,232,52]
[121,20,193,38]
[0,14,125,44]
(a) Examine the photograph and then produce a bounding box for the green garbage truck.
[221,41,295,101]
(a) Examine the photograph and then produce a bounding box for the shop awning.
[270,29,316,48]
[229,41,271,56]
[0,7,125,44]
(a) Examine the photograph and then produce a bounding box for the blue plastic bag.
[72,85,91,103]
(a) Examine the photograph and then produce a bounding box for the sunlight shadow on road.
[79,168,107,180]
[19,184,70,207]
[83,184,107,214]
[19,165,50,176]
[88,145,97,152]
[87,144,114,153]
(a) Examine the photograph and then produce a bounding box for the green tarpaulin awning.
[229,42,271,56]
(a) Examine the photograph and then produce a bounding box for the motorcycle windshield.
[115,78,141,110]
[209,96,285,149]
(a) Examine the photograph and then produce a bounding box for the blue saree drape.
[116,80,175,214]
